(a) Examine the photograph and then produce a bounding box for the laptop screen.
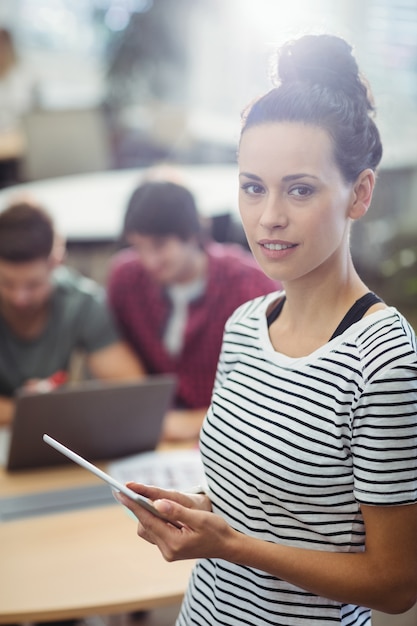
[6,375,176,471]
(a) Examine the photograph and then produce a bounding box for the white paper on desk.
[107,448,206,492]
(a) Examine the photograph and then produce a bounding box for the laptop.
[6,374,176,471]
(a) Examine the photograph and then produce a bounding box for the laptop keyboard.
[0,483,116,522]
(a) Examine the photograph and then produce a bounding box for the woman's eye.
[241,182,265,195]
[289,185,313,197]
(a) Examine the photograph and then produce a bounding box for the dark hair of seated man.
[123,180,205,244]
[0,200,54,262]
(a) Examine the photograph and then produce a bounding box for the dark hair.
[0,200,54,262]
[123,180,203,242]
[241,34,383,182]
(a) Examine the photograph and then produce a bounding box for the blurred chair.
[20,107,111,181]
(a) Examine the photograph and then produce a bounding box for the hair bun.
[275,34,371,108]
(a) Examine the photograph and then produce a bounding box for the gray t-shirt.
[0,266,119,396]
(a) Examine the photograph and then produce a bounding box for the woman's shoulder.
[225,290,282,328]
[343,306,417,374]
[357,307,415,345]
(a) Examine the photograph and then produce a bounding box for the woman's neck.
[268,263,370,357]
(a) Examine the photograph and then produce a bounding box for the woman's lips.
[261,242,296,251]
[258,240,298,258]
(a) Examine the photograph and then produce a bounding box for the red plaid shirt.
[107,242,279,408]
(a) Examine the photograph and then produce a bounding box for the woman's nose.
[260,194,288,230]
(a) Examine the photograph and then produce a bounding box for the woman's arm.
[117,485,417,615]
[224,502,417,615]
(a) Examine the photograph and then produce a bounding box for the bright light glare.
[235,0,339,49]
[105,6,130,31]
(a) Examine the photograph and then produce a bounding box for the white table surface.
[0,164,239,241]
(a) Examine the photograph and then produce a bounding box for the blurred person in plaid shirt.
[108,178,280,443]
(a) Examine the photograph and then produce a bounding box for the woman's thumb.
[154,498,193,527]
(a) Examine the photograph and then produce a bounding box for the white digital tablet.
[43,434,180,527]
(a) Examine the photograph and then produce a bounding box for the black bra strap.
[267,297,286,327]
[267,292,383,340]
[329,292,383,340]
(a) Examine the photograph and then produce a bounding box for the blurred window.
[2,0,417,164]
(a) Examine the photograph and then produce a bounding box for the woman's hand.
[114,482,236,562]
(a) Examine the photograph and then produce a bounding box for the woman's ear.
[349,169,376,221]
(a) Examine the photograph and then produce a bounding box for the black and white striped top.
[176,292,417,626]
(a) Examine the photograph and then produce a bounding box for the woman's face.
[238,122,358,285]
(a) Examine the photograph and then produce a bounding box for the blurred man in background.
[108,179,280,442]
[0,198,143,426]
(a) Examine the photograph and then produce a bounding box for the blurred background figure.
[107,178,280,442]
[0,198,143,426]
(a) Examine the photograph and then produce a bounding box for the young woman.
[115,34,417,625]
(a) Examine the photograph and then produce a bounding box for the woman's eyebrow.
[238,172,262,181]
[239,172,319,182]
[282,173,319,182]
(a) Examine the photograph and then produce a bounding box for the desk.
[0,461,194,623]
[2,458,417,626]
